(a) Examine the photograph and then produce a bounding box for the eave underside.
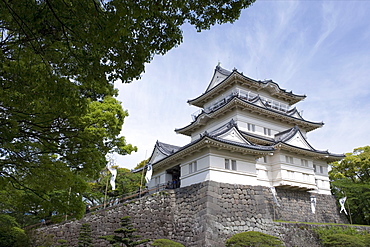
[189,72,305,107]
[275,143,344,162]
[176,98,323,136]
[151,137,273,171]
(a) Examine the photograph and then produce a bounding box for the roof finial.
[217,61,221,68]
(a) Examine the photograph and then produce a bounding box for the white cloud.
[114,1,370,169]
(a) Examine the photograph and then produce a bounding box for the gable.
[206,70,229,92]
[284,131,313,150]
[288,108,303,119]
[251,96,267,108]
[217,127,253,145]
[149,146,168,164]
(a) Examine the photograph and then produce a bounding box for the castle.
[144,65,343,195]
[40,66,351,247]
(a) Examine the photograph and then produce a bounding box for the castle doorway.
[166,165,181,189]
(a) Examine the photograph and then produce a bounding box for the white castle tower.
[142,65,343,195]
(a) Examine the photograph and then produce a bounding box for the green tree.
[100,216,149,247]
[84,167,142,207]
[0,214,29,247]
[225,231,284,247]
[0,97,136,223]
[78,223,93,247]
[134,159,149,170]
[329,146,370,225]
[1,0,254,223]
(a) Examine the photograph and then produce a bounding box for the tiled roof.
[274,126,344,161]
[189,65,306,106]
[176,94,323,135]
[204,119,275,152]
[156,141,181,156]
[215,65,232,76]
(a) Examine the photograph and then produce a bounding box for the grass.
[273,220,369,228]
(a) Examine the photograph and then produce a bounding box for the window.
[264,127,271,136]
[225,159,230,169]
[301,159,308,167]
[155,176,160,185]
[285,156,294,164]
[247,123,255,132]
[313,165,317,172]
[303,173,309,182]
[320,166,323,174]
[189,161,197,173]
[259,156,267,163]
[225,159,237,170]
[287,170,295,179]
[231,160,237,171]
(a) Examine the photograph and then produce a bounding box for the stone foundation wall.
[38,181,353,247]
[269,188,347,224]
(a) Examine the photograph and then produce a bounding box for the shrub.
[100,216,149,247]
[323,233,365,247]
[313,226,370,247]
[57,239,68,247]
[225,231,284,247]
[78,223,93,247]
[151,239,185,247]
[363,234,370,246]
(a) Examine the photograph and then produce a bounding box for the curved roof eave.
[188,68,306,107]
[240,131,275,145]
[204,65,232,92]
[176,96,323,136]
[188,70,237,107]
[275,142,345,162]
[151,135,274,171]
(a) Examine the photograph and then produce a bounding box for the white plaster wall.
[235,111,297,138]
[315,174,331,194]
[180,153,209,176]
[191,111,238,141]
[181,169,210,187]
[191,94,302,142]
[208,168,259,186]
[203,87,235,110]
[239,160,256,174]
[208,152,257,172]
[209,154,224,169]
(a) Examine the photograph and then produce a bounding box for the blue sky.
[113,0,370,169]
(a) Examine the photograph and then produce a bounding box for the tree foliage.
[1,0,255,86]
[329,146,370,225]
[83,167,142,207]
[225,231,284,247]
[314,226,369,247]
[0,0,254,222]
[78,223,93,247]
[0,97,136,222]
[134,159,149,170]
[0,214,29,247]
[100,216,149,247]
